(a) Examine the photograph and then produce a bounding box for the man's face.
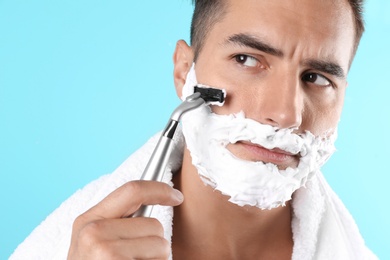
[193,0,355,169]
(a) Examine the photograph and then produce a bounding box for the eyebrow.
[226,33,284,57]
[303,59,346,79]
[225,33,346,80]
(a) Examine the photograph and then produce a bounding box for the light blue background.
[0,1,389,258]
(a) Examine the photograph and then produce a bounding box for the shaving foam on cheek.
[180,64,337,210]
[181,64,198,101]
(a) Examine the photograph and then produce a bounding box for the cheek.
[210,85,258,115]
[302,90,345,135]
[196,68,255,115]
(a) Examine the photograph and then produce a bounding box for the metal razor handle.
[131,93,205,218]
[132,130,175,217]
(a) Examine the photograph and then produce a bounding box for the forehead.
[205,0,355,71]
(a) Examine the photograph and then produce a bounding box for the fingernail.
[172,189,184,202]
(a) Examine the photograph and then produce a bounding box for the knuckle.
[123,181,143,198]
[72,214,88,231]
[151,236,170,258]
[147,218,164,236]
[94,241,117,259]
[78,221,103,246]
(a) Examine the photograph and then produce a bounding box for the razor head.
[194,86,225,104]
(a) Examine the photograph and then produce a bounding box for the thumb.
[86,181,183,220]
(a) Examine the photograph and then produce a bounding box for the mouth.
[228,141,300,168]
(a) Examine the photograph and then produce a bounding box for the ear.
[173,40,194,98]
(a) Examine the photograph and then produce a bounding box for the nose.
[252,71,303,129]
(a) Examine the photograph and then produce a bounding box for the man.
[11,0,376,259]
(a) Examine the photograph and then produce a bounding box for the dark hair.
[190,0,365,61]
[190,0,227,61]
[347,0,365,58]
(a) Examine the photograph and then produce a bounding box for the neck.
[172,149,293,260]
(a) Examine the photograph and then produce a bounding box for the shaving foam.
[181,64,337,210]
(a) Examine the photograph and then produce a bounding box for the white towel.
[10,130,377,260]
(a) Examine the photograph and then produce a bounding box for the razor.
[132,86,225,217]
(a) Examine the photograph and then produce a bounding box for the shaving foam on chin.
[180,64,337,210]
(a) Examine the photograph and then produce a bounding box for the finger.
[98,236,171,260]
[85,181,183,219]
[78,217,165,241]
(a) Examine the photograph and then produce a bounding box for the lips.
[233,141,299,167]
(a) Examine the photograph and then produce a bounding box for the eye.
[234,54,260,67]
[302,73,332,87]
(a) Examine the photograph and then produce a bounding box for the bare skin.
[68,0,356,259]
